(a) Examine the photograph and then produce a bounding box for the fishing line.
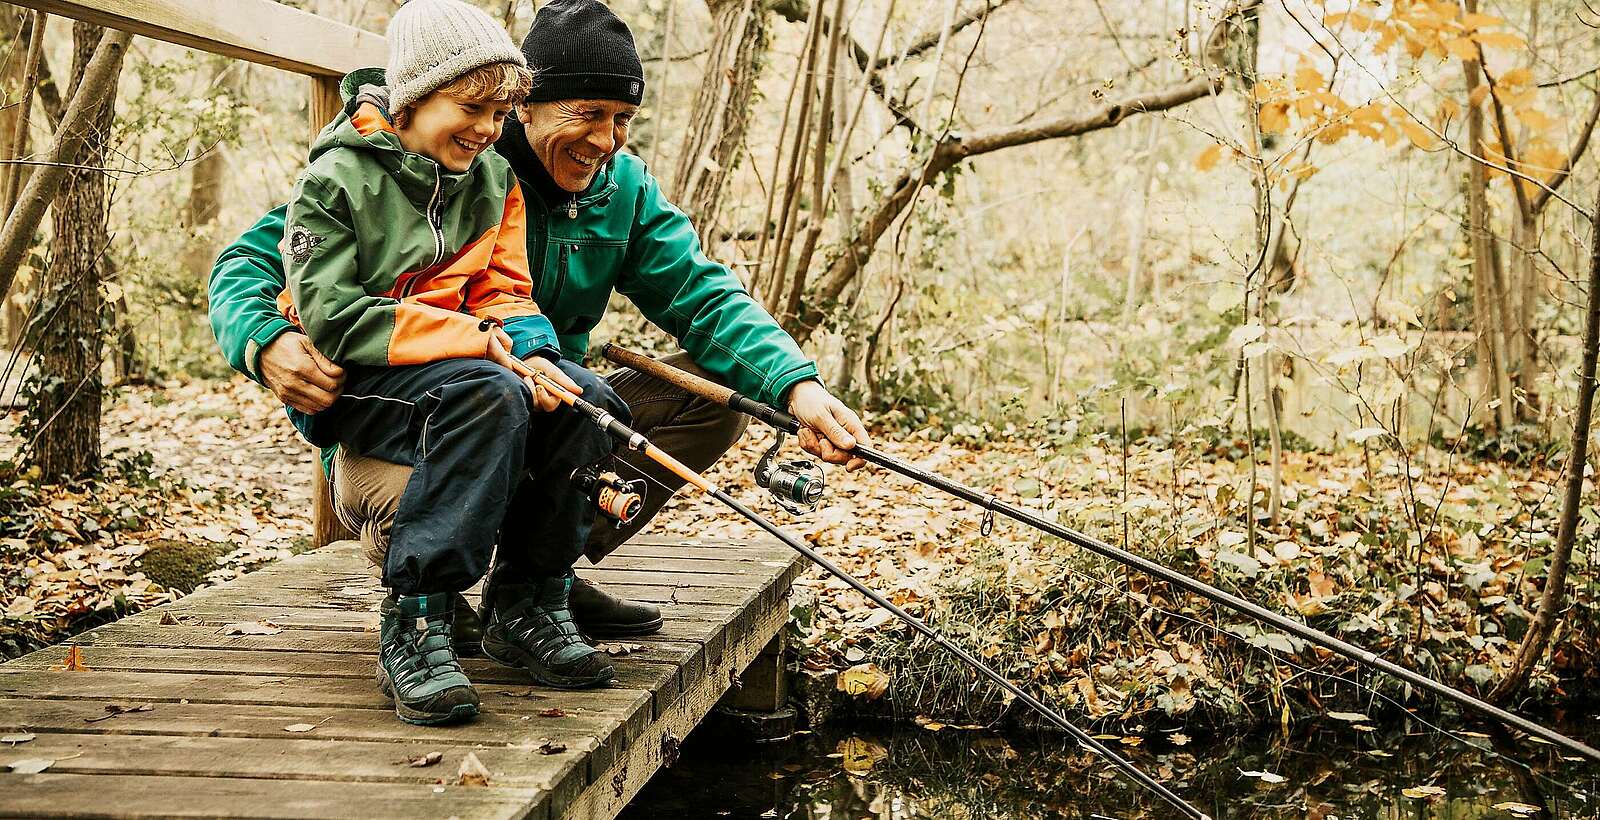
[887,490,1593,800]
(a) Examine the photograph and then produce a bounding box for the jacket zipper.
[566,195,577,219]
[550,243,572,310]
[425,165,446,269]
[395,167,446,303]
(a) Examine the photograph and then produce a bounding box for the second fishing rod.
[502,358,1208,818]
[599,342,1600,766]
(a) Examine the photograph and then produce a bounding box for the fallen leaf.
[5,758,53,774]
[596,642,645,657]
[1326,711,1370,722]
[83,702,154,723]
[1,733,35,745]
[1491,803,1542,816]
[158,612,181,625]
[222,621,282,636]
[283,723,317,733]
[52,646,89,672]
[403,752,443,768]
[456,751,491,786]
[1239,768,1286,784]
[913,715,945,731]
[836,663,890,700]
[1402,785,1446,799]
[837,736,887,776]
[1169,732,1190,746]
[537,708,566,718]
[537,741,566,755]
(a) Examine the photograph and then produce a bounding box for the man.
[208,0,868,651]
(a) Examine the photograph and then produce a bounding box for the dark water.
[622,717,1600,819]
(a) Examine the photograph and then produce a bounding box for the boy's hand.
[261,332,345,414]
[787,379,869,471]
[486,330,580,412]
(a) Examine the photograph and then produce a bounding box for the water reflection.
[623,720,1599,818]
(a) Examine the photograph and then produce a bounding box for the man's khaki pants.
[332,352,750,573]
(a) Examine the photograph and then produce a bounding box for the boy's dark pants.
[305,357,628,596]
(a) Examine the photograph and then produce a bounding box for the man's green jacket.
[209,136,819,410]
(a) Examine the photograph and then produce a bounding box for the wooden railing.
[13,0,385,541]
[11,0,386,138]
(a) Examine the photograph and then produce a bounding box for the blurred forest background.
[1,0,1597,735]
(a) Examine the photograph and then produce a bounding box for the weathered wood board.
[0,537,803,819]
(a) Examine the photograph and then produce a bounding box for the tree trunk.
[29,22,119,480]
[0,26,129,308]
[1488,175,1600,704]
[668,0,768,247]
[0,7,36,349]
[180,59,241,282]
[1463,56,1515,433]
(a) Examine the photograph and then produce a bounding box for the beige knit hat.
[386,0,526,114]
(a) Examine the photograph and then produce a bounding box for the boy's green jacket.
[210,70,819,411]
[280,69,555,371]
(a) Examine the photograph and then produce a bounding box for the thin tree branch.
[1530,88,1600,214]
[0,28,129,306]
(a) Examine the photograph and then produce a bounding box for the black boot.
[569,575,663,637]
[482,572,615,689]
[377,592,479,726]
[449,591,483,657]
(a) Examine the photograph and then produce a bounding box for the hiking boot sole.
[481,637,615,690]
[377,667,479,726]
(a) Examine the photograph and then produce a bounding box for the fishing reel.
[754,431,825,514]
[572,463,646,527]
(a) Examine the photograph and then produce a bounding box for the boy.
[280,0,626,726]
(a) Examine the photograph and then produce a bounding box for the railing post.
[307,73,355,548]
[308,74,341,140]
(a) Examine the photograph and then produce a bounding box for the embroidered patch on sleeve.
[288,225,324,265]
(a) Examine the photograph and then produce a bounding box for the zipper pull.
[567,197,577,219]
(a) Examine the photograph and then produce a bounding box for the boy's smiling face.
[396,92,514,173]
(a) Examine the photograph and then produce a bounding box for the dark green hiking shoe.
[377,592,480,726]
[449,591,483,657]
[482,573,615,689]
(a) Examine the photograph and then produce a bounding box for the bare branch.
[0,28,129,306]
[1530,88,1600,214]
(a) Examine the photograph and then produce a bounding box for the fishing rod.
[509,361,1208,819]
[599,343,1600,766]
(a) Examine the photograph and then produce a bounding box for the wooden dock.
[0,536,803,819]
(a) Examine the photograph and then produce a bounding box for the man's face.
[518,99,638,192]
[397,92,514,173]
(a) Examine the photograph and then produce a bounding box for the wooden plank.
[1,733,570,787]
[564,597,790,819]
[4,646,679,694]
[63,621,704,664]
[8,0,384,77]
[0,772,542,820]
[0,670,651,715]
[0,697,626,752]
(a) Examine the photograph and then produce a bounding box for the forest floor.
[2,377,1595,736]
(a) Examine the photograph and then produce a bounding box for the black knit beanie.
[521,0,644,105]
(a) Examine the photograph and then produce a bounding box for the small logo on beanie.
[630,81,641,97]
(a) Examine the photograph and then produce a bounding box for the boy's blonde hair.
[394,62,535,128]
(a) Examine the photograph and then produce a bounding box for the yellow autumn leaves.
[1196,1,1568,189]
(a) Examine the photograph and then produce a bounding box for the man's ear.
[516,105,534,125]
